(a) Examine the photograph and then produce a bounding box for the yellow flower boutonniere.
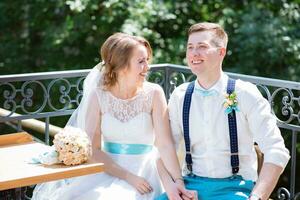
[223,92,239,114]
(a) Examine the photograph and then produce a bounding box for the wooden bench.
[0,132,104,199]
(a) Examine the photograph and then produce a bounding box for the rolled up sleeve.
[243,83,290,170]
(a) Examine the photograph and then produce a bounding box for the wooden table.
[0,132,104,191]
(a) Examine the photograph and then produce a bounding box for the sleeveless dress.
[32,81,163,200]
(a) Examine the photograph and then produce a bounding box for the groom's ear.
[219,47,226,57]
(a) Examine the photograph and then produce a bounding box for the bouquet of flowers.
[30,126,92,166]
[53,126,92,166]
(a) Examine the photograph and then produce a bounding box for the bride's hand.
[126,173,153,195]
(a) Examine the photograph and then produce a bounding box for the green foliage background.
[1,0,299,80]
[0,0,300,197]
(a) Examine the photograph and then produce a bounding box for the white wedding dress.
[32,81,163,200]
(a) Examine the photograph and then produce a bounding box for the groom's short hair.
[188,22,228,48]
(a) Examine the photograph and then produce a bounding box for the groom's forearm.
[250,163,283,200]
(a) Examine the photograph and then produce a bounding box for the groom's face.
[186,31,225,77]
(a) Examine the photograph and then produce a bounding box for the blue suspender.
[227,78,239,174]
[182,79,239,175]
[182,81,195,173]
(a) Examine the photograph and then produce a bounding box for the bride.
[32,33,191,200]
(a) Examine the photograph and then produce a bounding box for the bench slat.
[0,132,33,146]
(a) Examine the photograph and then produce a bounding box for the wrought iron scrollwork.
[168,71,185,95]
[166,71,196,96]
[186,74,196,82]
[48,78,72,111]
[20,80,47,114]
[294,192,300,200]
[271,88,296,124]
[75,77,85,106]
[0,75,87,120]
[1,82,17,117]
[277,187,291,200]
[147,69,165,86]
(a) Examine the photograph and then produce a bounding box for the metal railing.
[0,64,299,199]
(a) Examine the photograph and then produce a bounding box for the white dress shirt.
[168,72,290,181]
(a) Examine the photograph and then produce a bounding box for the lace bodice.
[98,82,155,123]
[95,82,159,145]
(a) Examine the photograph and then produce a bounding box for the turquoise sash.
[103,142,152,155]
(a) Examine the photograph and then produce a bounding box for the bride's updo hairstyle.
[100,33,152,88]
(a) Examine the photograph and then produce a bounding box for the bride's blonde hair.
[100,33,152,88]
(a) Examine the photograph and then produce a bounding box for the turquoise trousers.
[156,175,254,200]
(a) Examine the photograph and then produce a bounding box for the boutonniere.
[223,92,240,114]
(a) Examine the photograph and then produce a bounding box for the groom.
[157,22,290,200]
